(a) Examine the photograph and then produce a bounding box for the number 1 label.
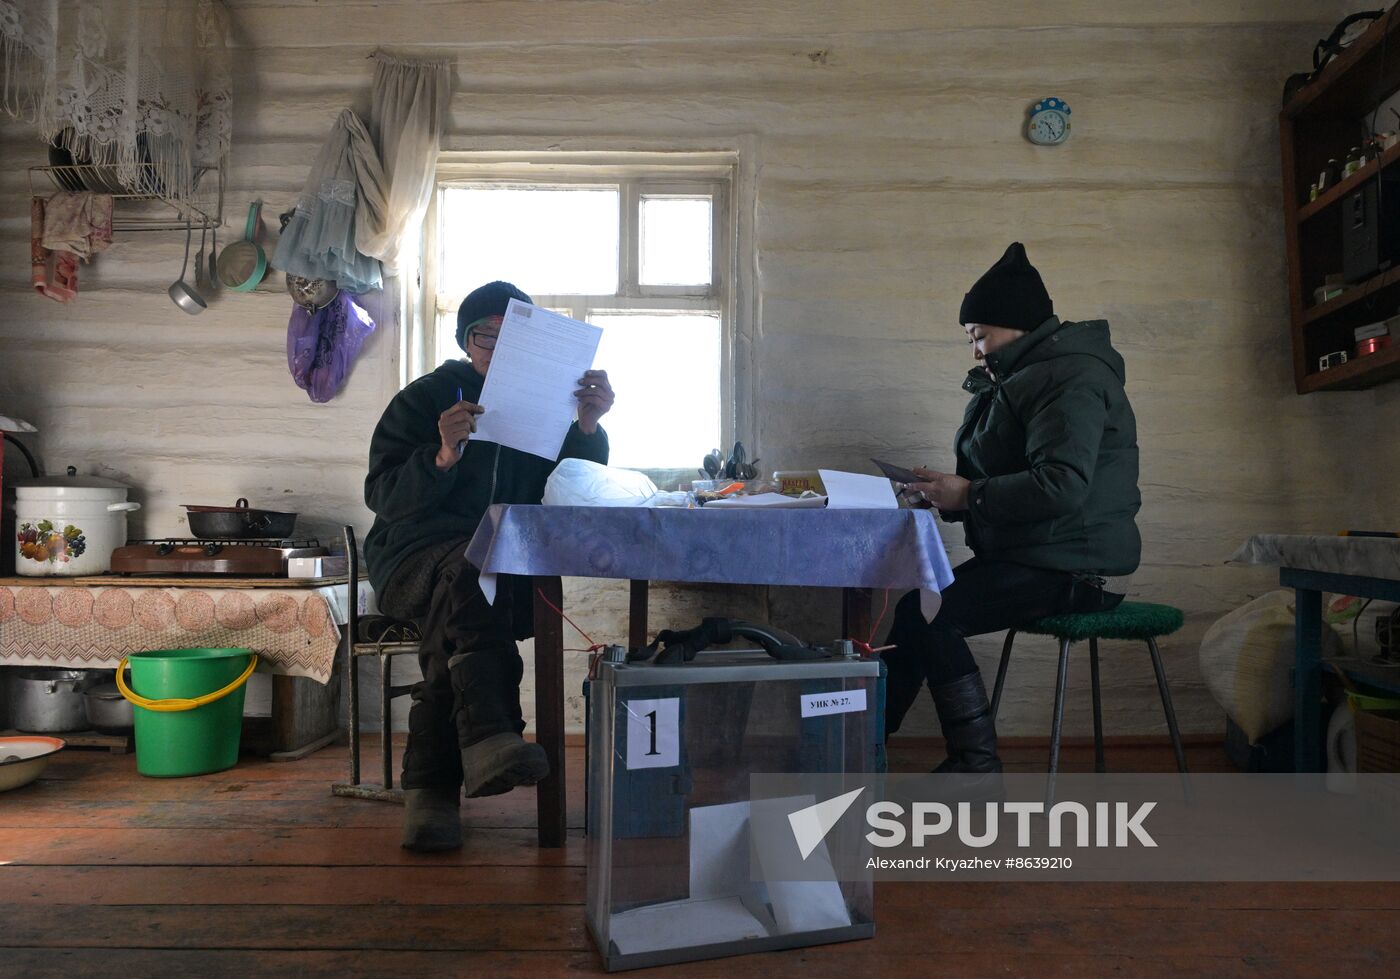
[625,697,679,769]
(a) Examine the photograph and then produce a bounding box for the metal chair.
[330,525,422,802]
[991,601,1189,803]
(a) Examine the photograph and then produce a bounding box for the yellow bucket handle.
[115,654,259,712]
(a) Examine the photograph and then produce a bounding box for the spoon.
[207,222,218,291]
[194,222,208,291]
[168,217,207,315]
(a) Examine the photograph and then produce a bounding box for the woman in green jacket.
[886,243,1142,784]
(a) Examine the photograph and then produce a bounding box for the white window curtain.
[355,51,451,276]
[0,0,232,207]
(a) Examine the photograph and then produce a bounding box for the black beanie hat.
[456,280,533,350]
[958,242,1053,332]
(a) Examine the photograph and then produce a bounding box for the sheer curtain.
[355,51,451,276]
[0,0,231,206]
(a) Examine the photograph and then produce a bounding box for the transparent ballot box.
[585,647,881,971]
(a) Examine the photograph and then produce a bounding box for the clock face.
[1029,109,1069,145]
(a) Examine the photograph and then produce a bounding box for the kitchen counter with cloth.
[0,575,375,759]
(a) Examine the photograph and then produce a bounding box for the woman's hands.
[435,401,485,470]
[900,466,971,511]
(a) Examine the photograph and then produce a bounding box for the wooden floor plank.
[0,826,586,867]
[0,865,587,906]
[0,903,1394,958]
[4,864,1397,913]
[2,947,1369,979]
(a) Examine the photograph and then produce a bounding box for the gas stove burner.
[111,537,329,577]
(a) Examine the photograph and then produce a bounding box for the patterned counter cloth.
[0,580,370,684]
[1229,534,1400,581]
[466,504,956,617]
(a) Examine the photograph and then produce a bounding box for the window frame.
[419,155,737,483]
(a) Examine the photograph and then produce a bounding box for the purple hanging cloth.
[286,290,376,402]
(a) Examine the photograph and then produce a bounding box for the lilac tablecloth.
[466,505,955,616]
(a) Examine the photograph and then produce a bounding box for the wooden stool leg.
[1147,638,1188,775]
[991,629,1016,721]
[1089,636,1105,773]
[1046,637,1072,807]
[380,652,394,791]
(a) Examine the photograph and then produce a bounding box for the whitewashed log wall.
[0,0,1387,741]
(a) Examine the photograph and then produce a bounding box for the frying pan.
[183,498,298,539]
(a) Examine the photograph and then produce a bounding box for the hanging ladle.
[168,216,207,315]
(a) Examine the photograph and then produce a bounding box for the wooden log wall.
[0,0,1386,739]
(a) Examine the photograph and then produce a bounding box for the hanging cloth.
[273,109,387,294]
[286,290,377,403]
[355,51,451,275]
[0,0,232,208]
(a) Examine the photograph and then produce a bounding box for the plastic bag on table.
[544,458,660,507]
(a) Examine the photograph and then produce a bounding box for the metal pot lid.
[14,466,130,491]
[83,683,125,701]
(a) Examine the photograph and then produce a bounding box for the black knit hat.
[456,280,533,350]
[958,242,1053,332]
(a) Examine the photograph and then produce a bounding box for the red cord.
[852,588,895,658]
[537,587,608,677]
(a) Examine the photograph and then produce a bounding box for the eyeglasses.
[468,331,499,350]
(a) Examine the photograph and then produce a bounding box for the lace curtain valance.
[0,0,232,206]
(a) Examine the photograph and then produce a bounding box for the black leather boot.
[928,671,1004,799]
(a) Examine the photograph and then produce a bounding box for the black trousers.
[399,551,534,791]
[881,556,1085,736]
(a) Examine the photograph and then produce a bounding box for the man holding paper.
[363,280,615,852]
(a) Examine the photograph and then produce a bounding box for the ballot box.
[585,647,882,971]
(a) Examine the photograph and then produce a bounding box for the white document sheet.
[818,469,898,510]
[470,299,603,460]
[689,801,754,900]
[749,794,854,935]
[608,896,771,954]
[702,493,827,509]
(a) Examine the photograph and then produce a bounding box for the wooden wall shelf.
[1297,142,1400,224]
[1299,344,1400,393]
[1301,266,1400,325]
[1280,7,1400,394]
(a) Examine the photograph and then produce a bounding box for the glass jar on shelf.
[1344,147,1361,176]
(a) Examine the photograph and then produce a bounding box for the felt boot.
[400,785,463,852]
[461,732,550,798]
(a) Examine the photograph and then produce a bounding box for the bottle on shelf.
[1327,158,1342,185]
[1344,147,1361,176]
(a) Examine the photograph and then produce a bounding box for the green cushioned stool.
[990,602,1189,784]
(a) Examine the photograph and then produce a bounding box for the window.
[423,158,734,476]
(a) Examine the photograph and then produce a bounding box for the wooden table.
[0,573,360,759]
[1231,534,1400,771]
[467,505,956,848]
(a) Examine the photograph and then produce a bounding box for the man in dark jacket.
[364,280,614,851]
[884,243,1141,788]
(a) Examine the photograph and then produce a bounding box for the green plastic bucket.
[118,648,257,778]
